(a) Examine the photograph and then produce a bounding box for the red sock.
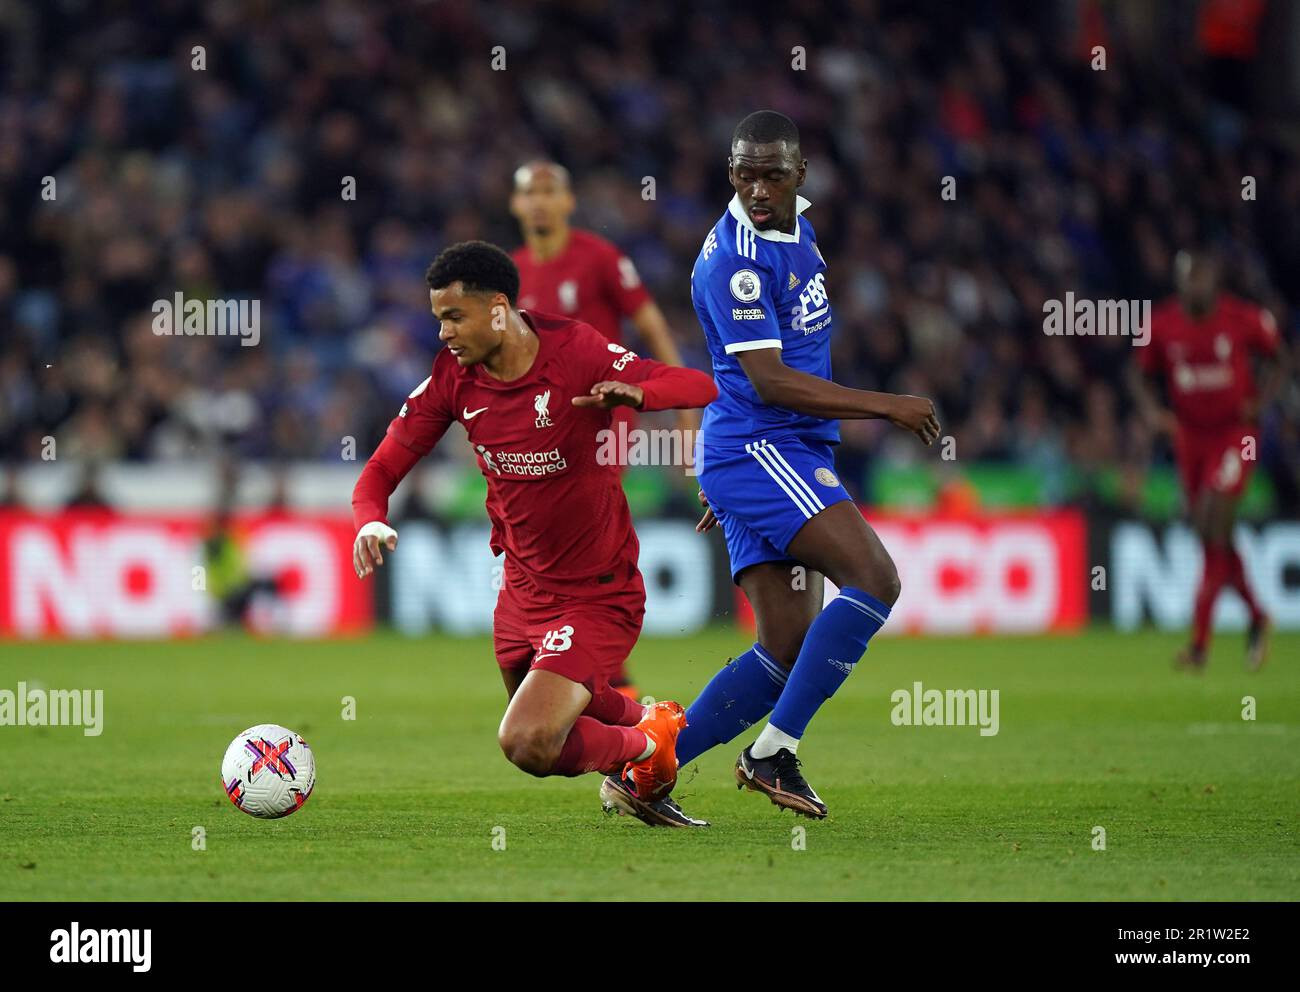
[1224,547,1264,622]
[551,717,646,777]
[1193,544,1230,651]
[582,686,644,726]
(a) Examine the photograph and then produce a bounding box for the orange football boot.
[629,701,686,801]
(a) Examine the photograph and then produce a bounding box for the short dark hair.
[731,111,800,153]
[425,240,519,304]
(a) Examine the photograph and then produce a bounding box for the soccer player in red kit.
[511,160,692,695]
[510,160,684,363]
[1131,249,1290,670]
[351,241,717,825]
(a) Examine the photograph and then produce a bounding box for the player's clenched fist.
[886,393,941,445]
[354,521,398,578]
[571,380,644,410]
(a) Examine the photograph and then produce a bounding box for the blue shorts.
[697,434,852,582]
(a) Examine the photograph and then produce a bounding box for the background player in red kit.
[351,241,717,823]
[1131,249,1290,670]
[510,160,685,365]
[511,160,693,695]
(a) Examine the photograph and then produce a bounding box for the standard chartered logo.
[492,447,568,476]
[475,444,500,474]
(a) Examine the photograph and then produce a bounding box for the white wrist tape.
[356,521,398,545]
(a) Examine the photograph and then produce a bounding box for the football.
[221,724,316,819]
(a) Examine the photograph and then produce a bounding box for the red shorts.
[1175,424,1257,500]
[493,565,645,693]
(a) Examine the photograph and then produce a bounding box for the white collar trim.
[727,194,811,243]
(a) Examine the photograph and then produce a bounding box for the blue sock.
[676,645,788,765]
[767,588,890,740]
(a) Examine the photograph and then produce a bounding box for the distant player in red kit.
[1131,249,1290,670]
[510,160,686,365]
[352,241,717,826]
[511,160,693,695]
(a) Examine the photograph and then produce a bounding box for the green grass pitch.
[1,628,1297,901]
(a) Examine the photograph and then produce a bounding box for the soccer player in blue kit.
[621,111,940,822]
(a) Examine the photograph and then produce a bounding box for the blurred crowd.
[1,0,1297,511]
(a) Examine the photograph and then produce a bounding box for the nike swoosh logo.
[534,652,560,661]
[463,406,488,420]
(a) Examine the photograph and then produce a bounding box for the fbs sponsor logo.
[0,682,103,736]
[50,923,151,972]
[890,681,999,736]
[797,272,829,324]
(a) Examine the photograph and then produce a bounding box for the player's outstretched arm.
[572,380,647,409]
[352,367,453,578]
[571,357,717,412]
[351,434,422,578]
[630,301,700,435]
[736,347,939,444]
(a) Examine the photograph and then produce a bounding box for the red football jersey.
[1138,294,1279,430]
[377,310,713,599]
[512,229,650,346]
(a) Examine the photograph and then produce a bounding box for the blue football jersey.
[691,194,838,445]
